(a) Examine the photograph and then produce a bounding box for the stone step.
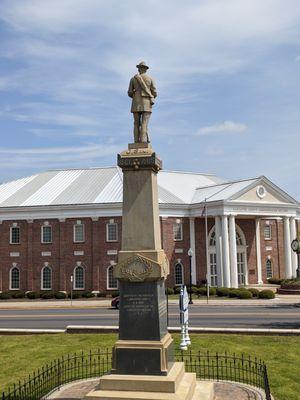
[99,362,185,393]
[192,381,214,400]
[85,372,196,400]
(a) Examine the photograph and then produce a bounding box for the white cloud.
[197,121,247,136]
[0,143,121,169]
[14,112,99,127]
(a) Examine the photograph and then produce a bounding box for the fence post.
[263,364,272,400]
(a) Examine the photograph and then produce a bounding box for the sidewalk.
[0,295,299,309]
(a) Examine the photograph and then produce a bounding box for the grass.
[0,333,299,400]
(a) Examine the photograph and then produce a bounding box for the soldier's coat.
[128,73,157,113]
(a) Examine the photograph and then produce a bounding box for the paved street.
[0,303,299,330]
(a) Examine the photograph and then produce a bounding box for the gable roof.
[0,168,297,209]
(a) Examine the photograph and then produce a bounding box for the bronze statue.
[128,61,157,143]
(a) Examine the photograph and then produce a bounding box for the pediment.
[231,178,297,204]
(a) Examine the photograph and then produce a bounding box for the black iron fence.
[1,349,271,400]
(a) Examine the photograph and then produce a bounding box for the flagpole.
[204,198,209,304]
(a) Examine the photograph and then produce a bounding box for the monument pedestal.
[85,143,213,399]
[86,362,214,400]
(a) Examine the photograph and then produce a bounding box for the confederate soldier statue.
[128,61,157,143]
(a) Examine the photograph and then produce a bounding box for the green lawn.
[0,333,299,400]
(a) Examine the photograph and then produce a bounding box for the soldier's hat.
[136,61,149,69]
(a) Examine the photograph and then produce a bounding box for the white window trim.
[264,225,272,241]
[106,265,118,290]
[266,259,273,279]
[9,266,20,290]
[73,223,85,243]
[174,262,184,286]
[41,266,52,290]
[10,226,20,245]
[173,223,183,241]
[73,265,85,290]
[106,223,118,242]
[41,225,52,244]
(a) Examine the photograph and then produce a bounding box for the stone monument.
[86,62,213,400]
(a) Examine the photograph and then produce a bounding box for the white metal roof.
[0,167,296,209]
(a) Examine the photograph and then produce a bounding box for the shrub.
[173,286,181,294]
[68,292,82,299]
[268,278,284,285]
[0,292,12,300]
[197,287,207,296]
[216,287,230,297]
[26,291,39,299]
[281,278,300,286]
[54,291,67,299]
[228,289,241,298]
[97,292,107,297]
[81,291,95,298]
[238,290,253,299]
[258,290,275,299]
[209,287,216,296]
[110,291,119,298]
[40,291,54,299]
[248,288,259,297]
[166,287,174,295]
[11,291,26,299]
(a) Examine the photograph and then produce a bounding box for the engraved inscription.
[123,293,155,315]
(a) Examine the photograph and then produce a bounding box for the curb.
[0,326,299,336]
[66,325,300,336]
[0,328,65,335]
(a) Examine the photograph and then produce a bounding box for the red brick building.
[0,167,298,293]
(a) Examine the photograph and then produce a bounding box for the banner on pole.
[179,285,189,325]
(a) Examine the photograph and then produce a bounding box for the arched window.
[107,265,118,289]
[10,267,20,290]
[41,266,52,290]
[74,265,85,289]
[266,259,273,279]
[209,231,216,246]
[174,263,184,285]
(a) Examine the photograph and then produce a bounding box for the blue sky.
[0,0,300,199]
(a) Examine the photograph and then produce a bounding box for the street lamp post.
[188,248,193,304]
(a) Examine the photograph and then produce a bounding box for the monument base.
[85,362,214,400]
[112,333,173,376]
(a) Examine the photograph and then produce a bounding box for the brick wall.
[0,215,289,292]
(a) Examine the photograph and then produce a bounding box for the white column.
[255,219,263,284]
[284,217,292,278]
[215,216,223,287]
[189,217,197,284]
[229,215,238,288]
[290,217,297,277]
[221,215,231,288]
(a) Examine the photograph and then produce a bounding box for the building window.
[106,222,118,242]
[209,253,218,286]
[107,265,118,289]
[10,226,20,244]
[174,263,184,285]
[42,225,52,243]
[264,225,272,240]
[10,267,20,290]
[41,266,52,290]
[173,223,183,241]
[266,259,273,279]
[74,221,85,243]
[209,231,216,246]
[74,265,85,289]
